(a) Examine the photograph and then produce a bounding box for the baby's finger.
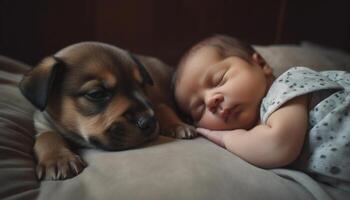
[196,128,225,147]
[196,127,210,134]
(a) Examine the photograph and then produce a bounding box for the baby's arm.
[197,95,309,168]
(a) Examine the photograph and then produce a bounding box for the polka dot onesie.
[260,67,350,190]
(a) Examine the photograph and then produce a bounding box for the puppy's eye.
[85,88,111,102]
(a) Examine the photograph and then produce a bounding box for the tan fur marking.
[77,96,131,139]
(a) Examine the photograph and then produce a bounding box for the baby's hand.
[196,128,229,148]
[196,128,247,148]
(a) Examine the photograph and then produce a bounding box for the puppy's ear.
[128,52,154,86]
[19,56,64,111]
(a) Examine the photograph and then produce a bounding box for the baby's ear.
[252,53,273,75]
[252,53,266,66]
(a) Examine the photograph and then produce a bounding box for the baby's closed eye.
[211,69,227,87]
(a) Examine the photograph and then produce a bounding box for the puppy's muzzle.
[125,91,158,136]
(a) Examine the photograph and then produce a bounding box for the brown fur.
[20,42,195,180]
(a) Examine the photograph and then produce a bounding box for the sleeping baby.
[173,34,350,191]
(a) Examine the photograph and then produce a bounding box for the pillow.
[0,56,39,199]
[254,43,350,76]
[37,137,315,200]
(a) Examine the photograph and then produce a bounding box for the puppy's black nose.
[136,116,157,135]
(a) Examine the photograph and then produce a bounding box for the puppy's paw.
[36,149,87,180]
[162,123,197,139]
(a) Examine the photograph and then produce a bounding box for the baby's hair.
[173,35,256,91]
[177,34,256,71]
[174,35,256,89]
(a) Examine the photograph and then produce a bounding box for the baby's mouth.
[220,105,241,123]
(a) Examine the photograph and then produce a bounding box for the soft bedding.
[0,44,350,200]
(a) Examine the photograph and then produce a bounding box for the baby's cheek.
[239,109,259,130]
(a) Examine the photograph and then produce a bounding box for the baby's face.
[175,46,272,130]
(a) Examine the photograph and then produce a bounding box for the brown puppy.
[19,42,195,180]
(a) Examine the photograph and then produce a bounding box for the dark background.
[0,0,349,66]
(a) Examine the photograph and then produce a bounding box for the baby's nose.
[207,94,223,113]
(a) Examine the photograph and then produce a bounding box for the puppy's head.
[20,42,158,151]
